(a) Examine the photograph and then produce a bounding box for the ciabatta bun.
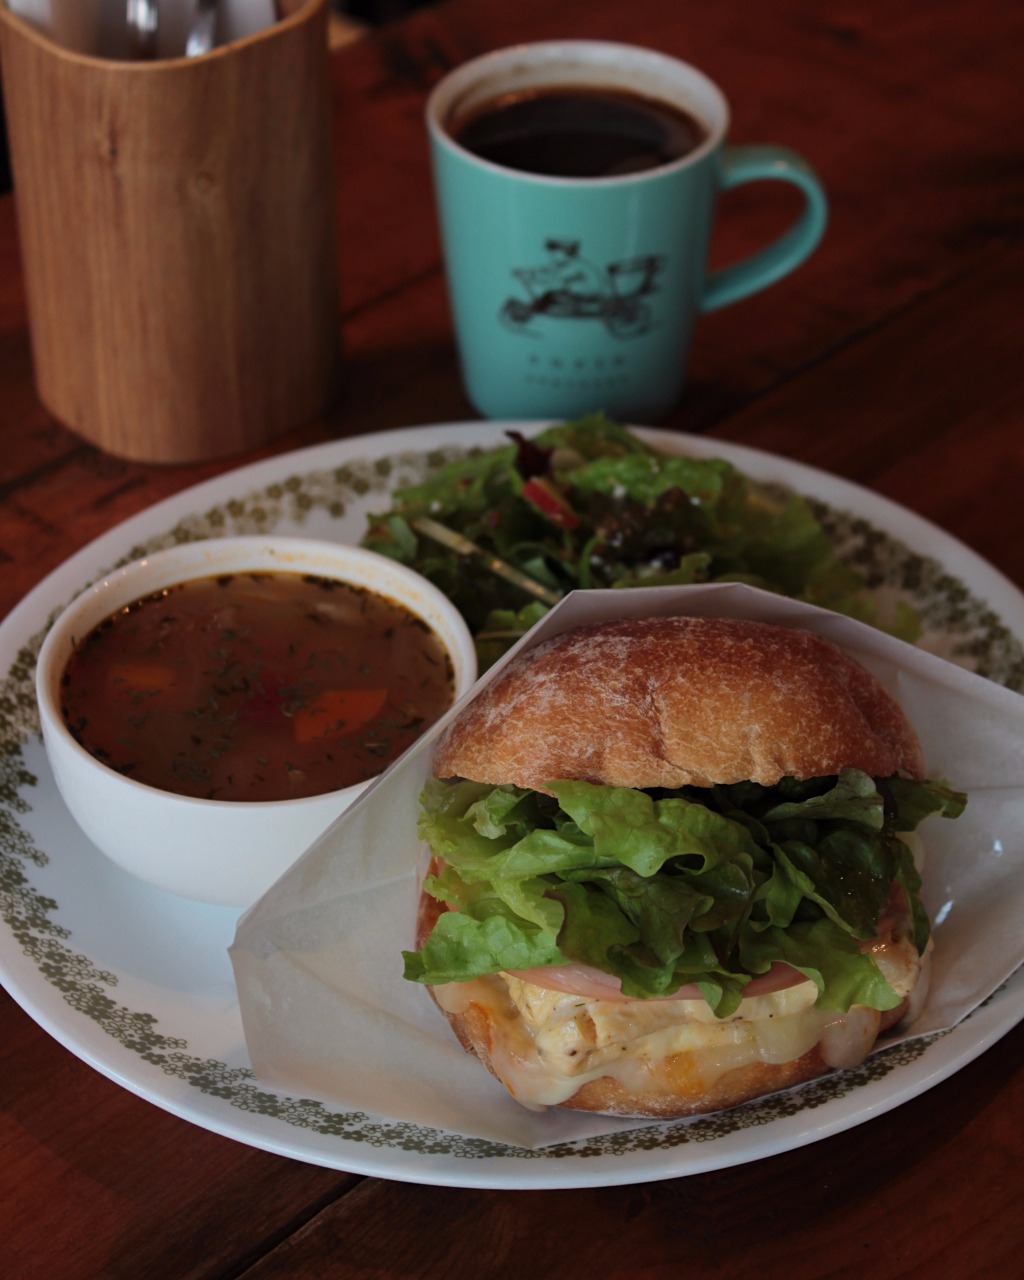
[433,615,924,790]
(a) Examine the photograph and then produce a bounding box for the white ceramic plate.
[1,421,1022,1190]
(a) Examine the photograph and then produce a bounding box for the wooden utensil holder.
[0,0,340,463]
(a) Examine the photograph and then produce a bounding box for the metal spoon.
[126,0,159,60]
[185,0,221,57]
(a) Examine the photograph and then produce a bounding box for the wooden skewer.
[410,517,563,606]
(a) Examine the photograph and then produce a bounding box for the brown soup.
[59,571,455,802]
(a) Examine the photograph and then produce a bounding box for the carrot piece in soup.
[109,663,178,697]
[292,688,388,742]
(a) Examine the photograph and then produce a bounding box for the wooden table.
[2,1,1022,1274]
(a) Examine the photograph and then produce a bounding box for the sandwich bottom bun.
[417,885,925,1118]
[413,616,952,1118]
[433,983,909,1119]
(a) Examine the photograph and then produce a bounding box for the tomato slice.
[521,477,580,530]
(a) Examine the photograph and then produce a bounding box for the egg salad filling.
[432,932,926,1110]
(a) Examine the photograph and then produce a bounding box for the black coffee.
[451,85,707,178]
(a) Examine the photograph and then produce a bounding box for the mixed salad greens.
[363,414,918,667]
[404,769,967,1018]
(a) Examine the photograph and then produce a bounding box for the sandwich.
[403,615,966,1117]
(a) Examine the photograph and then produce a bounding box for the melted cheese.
[432,935,924,1111]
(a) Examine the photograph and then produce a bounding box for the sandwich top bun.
[433,615,924,790]
[420,615,932,1119]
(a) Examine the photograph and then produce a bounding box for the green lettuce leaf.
[883,775,969,828]
[403,768,967,1018]
[403,897,564,984]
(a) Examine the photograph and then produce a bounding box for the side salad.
[363,415,918,666]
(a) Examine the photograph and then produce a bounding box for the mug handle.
[700,145,828,313]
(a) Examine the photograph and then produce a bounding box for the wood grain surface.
[1,1,1022,1276]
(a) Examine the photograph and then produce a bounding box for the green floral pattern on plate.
[0,445,1019,1162]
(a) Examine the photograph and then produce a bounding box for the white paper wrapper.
[230,583,1024,1150]
[4,0,276,59]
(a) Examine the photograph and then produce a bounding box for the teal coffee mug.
[427,41,828,422]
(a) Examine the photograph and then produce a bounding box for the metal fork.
[126,0,159,60]
[185,0,222,57]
